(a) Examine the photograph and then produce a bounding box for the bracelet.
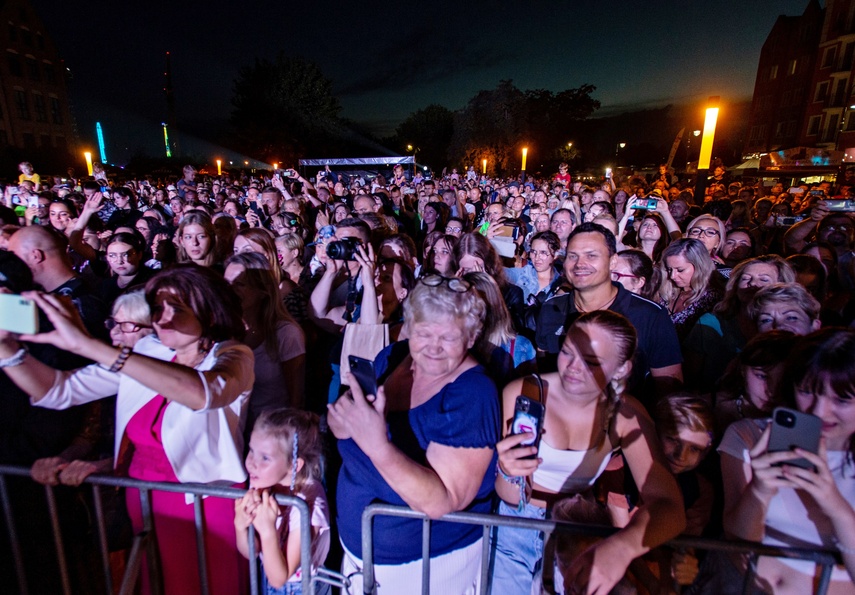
[0,344,28,368]
[108,345,132,373]
[496,462,529,513]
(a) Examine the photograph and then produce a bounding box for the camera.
[326,237,360,261]
[774,409,796,428]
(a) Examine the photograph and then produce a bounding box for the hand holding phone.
[768,407,821,471]
[348,355,378,399]
[511,396,544,460]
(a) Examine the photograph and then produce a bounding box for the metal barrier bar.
[0,474,28,595]
[44,485,72,595]
[193,494,211,595]
[248,524,259,595]
[479,525,491,595]
[91,484,113,595]
[0,465,317,595]
[421,518,431,595]
[362,503,842,595]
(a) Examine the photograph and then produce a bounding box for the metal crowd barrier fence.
[360,503,842,595]
[0,464,344,595]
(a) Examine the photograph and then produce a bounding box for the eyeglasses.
[530,250,554,259]
[611,271,639,281]
[824,224,854,233]
[420,275,471,293]
[106,250,135,261]
[445,226,462,233]
[105,318,149,333]
[687,228,719,238]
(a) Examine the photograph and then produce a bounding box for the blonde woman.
[658,238,722,341]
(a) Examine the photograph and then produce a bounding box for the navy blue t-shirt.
[336,341,500,563]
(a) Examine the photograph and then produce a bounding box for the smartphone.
[826,199,855,212]
[511,396,545,459]
[27,196,39,208]
[0,294,39,334]
[775,215,804,227]
[348,355,378,398]
[605,168,612,179]
[768,407,821,471]
[809,190,824,196]
[282,170,294,178]
[631,198,658,210]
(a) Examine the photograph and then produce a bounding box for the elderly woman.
[747,282,822,336]
[0,265,253,595]
[327,276,499,594]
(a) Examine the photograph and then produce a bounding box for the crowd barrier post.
[360,503,840,595]
[0,464,318,595]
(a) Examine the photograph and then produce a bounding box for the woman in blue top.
[327,275,499,594]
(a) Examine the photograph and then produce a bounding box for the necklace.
[574,288,617,313]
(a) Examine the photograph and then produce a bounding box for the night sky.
[32,0,811,164]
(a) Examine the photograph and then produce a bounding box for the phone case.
[348,355,378,397]
[0,294,38,335]
[512,396,545,459]
[768,407,822,470]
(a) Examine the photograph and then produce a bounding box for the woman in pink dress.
[0,264,254,595]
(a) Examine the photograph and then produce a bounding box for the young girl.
[235,409,330,595]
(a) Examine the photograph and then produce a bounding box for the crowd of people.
[1,157,855,594]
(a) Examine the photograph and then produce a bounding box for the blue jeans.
[262,570,332,595]
[491,500,547,595]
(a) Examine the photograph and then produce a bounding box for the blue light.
[96,122,107,164]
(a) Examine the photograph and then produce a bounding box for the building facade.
[0,0,75,159]
[744,0,824,156]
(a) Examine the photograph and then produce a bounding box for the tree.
[231,54,342,162]
[448,81,600,175]
[395,105,454,170]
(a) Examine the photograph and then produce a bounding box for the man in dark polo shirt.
[535,222,683,403]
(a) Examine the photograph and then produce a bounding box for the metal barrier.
[0,464,341,595]
[360,503,842,595]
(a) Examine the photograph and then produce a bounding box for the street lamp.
[521,147,528,182]
[216,159,222,176]
[694,96,720,202]
[482,158,487,174]
[616,142,626,157]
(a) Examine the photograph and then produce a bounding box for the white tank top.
[532,434,616,493]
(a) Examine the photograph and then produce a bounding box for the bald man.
[8,226,107,339]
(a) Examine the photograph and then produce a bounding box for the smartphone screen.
[0,294,39,334]
[511,396,544,459]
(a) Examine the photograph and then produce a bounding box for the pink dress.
[124,395,247,595]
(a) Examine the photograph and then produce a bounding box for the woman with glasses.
[30,289,154,487]
[328,275,499,594]
[445,217,466,238]
[0,265,253,595]
[612,249,657,299]
[685,214,727,264]
[506,230,562,303]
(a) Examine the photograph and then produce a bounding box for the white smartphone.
[0,294,38,334]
